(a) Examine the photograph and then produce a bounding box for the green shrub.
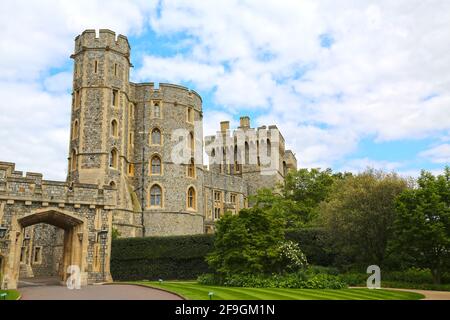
[340,273,368,286]
[307,265,340,276]
[304,274,347,289]
[385,268,433,284]
[340,268,450,288]
[111,234,214,281]
[197,273,225,286]
[198,271,347,289]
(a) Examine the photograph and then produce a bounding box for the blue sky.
[0,0,449,180]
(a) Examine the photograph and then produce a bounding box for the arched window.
[70,149,77,171]
[110,149,118,169]
[72,120,79,139]
[188,158,195,178]
[151,155,162,175]
[234,145,241,173]
[222,148,227,174]
[267,139,272,157]
[245,142,250,165]
[153,102,161,118]
[283,161,288,176]
[111,120,118,137]
[187,187,196,210]
[150,184,162,207]
[151,128,161,145]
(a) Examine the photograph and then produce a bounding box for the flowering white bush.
[277,241,308,271]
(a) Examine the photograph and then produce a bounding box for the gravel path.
[351,287,450,300]
[381,288,450,300]
[20,284,183,300]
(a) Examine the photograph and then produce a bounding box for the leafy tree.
[281,168,347,227]
[319,169,407,268]
[206,207,288,275]
[393,167,450,284]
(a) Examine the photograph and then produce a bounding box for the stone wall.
[0,162,116,289]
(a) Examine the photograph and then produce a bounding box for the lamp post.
[98,229,108,282]
[0,226,7,239]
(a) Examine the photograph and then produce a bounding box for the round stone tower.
[66,29,206,238]
[131,83,205,236]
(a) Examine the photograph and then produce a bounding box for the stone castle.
[0,30,297,289]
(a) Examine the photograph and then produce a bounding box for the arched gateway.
[17,209,87,285]
[0,162,116,290]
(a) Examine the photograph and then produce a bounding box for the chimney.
[220,121,230,132]
[239,116,250,129]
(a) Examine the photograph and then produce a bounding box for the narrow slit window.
[111,120,118,137]
[112,90,118,107]
[153,102,161,118]
[110,149,118,169]
[188,158,195,178]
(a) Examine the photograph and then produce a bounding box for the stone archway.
[6,208,88,289]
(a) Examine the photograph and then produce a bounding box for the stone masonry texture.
[0,30,297,288]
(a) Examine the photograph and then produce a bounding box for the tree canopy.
[319,170,407,267]
[392,167,450,284]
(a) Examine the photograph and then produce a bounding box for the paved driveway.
[351,287,450,300]
[383,288,450,300]
[19,283,183,300]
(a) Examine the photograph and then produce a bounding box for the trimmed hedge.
[111,234,215,281]
[198,272,347,289]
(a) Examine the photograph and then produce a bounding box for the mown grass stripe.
[275,288,356,300]
[240,287,326,300]
[162,284,218,300]
[135,282,422,301]
[213,287,305,300]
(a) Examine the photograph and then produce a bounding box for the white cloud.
[0,82,71,180]
[136,55,224,90]
[419,144,450,164]
[0,0,155,180]
[1,0,449,180]
[138,0,450,172]
[44,72,73,93]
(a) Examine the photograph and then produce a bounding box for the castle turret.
[68,29,132,188]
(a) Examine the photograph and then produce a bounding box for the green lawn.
[0,290,20,301]
[132,281,424,300]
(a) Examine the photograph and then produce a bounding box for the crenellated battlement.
[130,82,203,110]
[0,162,116,207]
[159,83,203,110]
[74,29,130,57]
